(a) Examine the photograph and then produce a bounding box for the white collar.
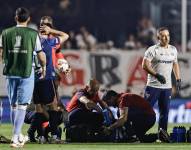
[16,24,26,27]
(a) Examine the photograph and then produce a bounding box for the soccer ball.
[57,58,70,72]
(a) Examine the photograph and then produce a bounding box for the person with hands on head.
[30,16,69,143]
[40,16,71,74]
[142,27,181,132]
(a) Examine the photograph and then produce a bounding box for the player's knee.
[17,104,28,110]
[48,102,58,111]
[35,104,44,113]
[11,104,17,109]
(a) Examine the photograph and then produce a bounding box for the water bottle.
[171,126,178,142]
[179,126,186,142]
[172,126,186,142]
[102,109,112,126]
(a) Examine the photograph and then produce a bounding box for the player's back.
[118,93,155,115]
[66,88,100,112]
[2,26,38,77]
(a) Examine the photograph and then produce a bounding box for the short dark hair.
[15,7,30,22]
[157,27,169,34]
[40,16,53,27]
[102,90,118,102]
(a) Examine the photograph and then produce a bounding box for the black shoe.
[140,133,158,143]
[158,128,171,143]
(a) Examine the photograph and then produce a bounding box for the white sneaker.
[10,142,23,148]
[38,136,46,144]
[18,134,29,146]
[49,135,64,144]
[10,135,21,148]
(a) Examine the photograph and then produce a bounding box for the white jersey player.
[144,43,178,89]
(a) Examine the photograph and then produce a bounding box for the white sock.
[13,105,26,136]
[12,134,19,143]
[52,135,57,140]
[10,107,17,125]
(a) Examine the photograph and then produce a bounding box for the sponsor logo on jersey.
[157,60,173,64]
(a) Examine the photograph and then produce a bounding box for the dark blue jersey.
[37,36,60,80]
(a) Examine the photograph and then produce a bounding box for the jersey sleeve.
[34,35,42,52]
[76,90,86,100]
[144,46,155,61]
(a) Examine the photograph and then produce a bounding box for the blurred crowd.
[28,17,190,52]
[63,17,191,52]
[63,17,157,51]
[27,17,157,51]
[1,0,191,53]
[1,0,191,52]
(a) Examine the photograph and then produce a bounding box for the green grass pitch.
[0,123,191,150]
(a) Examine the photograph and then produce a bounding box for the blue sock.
[10,107,17,125]
[13,107,26,135]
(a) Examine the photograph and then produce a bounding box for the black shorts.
[33,79,56,105]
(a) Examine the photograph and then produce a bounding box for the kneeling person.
[66,79,107,133]
[102,90,156,142]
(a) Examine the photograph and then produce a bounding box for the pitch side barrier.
[1,50,191,98]
[0,97,191,123]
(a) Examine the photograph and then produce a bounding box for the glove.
[155,73,166,84]
[176,79,181,91]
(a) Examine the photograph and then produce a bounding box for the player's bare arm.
[40,25,69,44]
[142,58,166,84]
[142,58,157,76]
[173,62,181,80]
[79,96,102,113]
[106,107,128,132]
[0,48,2,63]
[173,62,181,91]
[0,34,2,62]
[99,100,108,110]
[37,51,46,78]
